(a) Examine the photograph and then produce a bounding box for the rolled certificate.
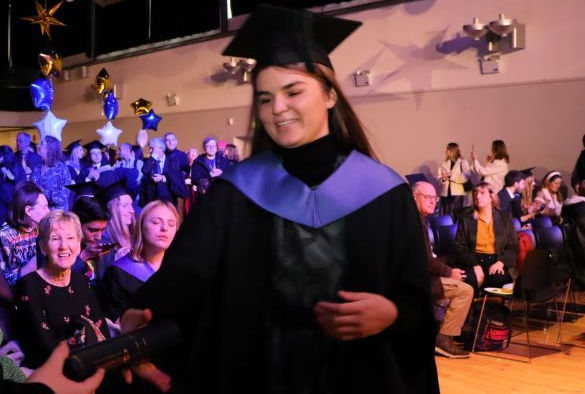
[63,320,181,381]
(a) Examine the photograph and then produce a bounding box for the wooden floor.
[437,296,585,393]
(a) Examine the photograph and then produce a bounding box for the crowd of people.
[1,5,584,394]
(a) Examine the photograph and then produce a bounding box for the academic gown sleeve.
[100,266,144,321]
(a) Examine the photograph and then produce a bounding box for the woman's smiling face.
[255,66,336,149]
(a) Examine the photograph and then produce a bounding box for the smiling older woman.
[13,210,109,369]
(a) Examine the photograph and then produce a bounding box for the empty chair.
[436,223,458,256]
[512,217,522,232]
[534,225,564,251]
[532,216,553,229]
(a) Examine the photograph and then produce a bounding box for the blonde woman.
[437,142,471,218]
[14,210,108,368]
[96,180,136,261]
[100,201,178,321]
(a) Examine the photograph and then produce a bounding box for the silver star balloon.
[96,121,122,146]
[34,110,67,141]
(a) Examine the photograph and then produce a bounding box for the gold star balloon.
[21,1,66,39]
[93,68,111,96]
[130,98,152,115]
[38,50,62,78]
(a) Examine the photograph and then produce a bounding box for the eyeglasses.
[415,193,439,202]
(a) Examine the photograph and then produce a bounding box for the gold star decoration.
[21,1,66,39]
[130,98,153,115]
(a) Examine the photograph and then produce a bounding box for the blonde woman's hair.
[106,195,135,249]
[521,175,535,212]
[130,200,178,262]
[38,210,82,254]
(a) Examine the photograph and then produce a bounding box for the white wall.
[1,0,584,185]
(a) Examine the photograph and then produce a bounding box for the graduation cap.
[222,5,361,70]
[65,181,100,198]
[96,179,130,205]
[405,173,428,186]
[520,167,535,177]
[64,139,82,153]
[84,140,105,151]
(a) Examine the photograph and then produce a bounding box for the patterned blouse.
[13,271,109,368]
[31,161,72,211]
[0,223,39,288]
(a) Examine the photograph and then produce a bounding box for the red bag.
[516,231,535,272]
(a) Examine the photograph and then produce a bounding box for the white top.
[472,158,508,193]
[437,158,471,197]
[535,188,562,217]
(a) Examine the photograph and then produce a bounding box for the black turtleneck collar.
[274,134,341,187]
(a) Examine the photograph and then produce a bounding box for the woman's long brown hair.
[248,63,376,160]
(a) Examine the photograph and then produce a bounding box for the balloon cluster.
[131,97,162,131]
[29,50,67,141]
[92,69,122,146]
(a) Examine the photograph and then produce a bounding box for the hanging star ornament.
[140,109,162,131]
[96,121,123,146]
[34,110,67,141]
[130,98,152,115]
[21,1,66,39]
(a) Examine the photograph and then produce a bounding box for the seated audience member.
[0,146,26,225]
[79,141,116,187]
[455,182,518,294]
[535,171,564,224]
[64,139,85,182]
[185,148,198,215]
[14,132,41,181]
[190,137,230,188]
[470,140,509,193]
[413,182,473,359]
[140,138,187,207]
[571,134,585,192]
[0,182,50,294]
[13,210,109,369]
[97,180,136,261]
[101,200,178,321]
[164,132,189,220]
[30,136,71,211]
[113,142,143,199]
[497,170,525,219]
[224,143,240,165]
[70,197,114,281]
[437,142,471,219]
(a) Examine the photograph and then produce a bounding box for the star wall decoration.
[21,1,66,39]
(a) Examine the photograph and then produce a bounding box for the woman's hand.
[314,290,398,341]
[120,309,171,393]
[488,261,505,275]
[27,342,105,394]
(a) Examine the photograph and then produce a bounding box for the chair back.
[512,217,521,231]
[513,249,556,302]
[436,223,458,256]
[429,214,454,231]
[534,225,564,251]
[532,215,553,229]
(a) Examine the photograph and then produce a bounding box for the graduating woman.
[122,6,438,394]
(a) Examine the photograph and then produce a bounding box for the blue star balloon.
[30,77,54,111]
[34,110,67,141]
[103,91,119,120]
[140,109,162,131]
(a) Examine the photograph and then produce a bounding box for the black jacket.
[455,207,519,271]
[140,155,187,206]
[135,180,439,394]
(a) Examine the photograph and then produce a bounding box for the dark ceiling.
[0,0,411,113]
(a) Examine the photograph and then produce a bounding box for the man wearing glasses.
[190,137,230,195]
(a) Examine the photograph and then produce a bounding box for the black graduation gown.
[134,176,439,393]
